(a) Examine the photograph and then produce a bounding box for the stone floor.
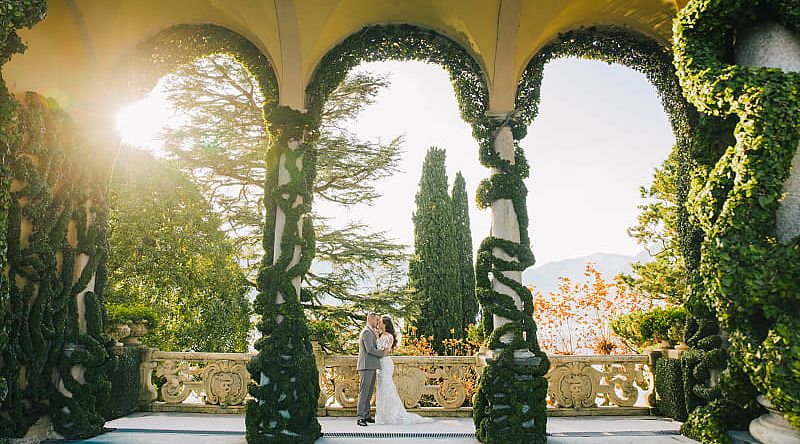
[62,412,701,443]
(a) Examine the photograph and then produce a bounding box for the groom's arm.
[363,331,385,358]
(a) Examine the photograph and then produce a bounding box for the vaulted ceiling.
[2,0,685,126]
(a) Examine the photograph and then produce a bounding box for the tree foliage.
[623,148,688,303]
[106,148,251,352]
[408,147,463,352]
[158,55,408,347]
[452,172,477,332]
[531,263,654,355]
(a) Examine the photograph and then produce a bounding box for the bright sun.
[114,90,175,149]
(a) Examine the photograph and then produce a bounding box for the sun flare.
[114,90,175,148]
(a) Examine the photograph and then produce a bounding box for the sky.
[116,58,674,267]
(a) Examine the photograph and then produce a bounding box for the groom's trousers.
[357,369,376,419]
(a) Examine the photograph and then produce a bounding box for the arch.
[513,24,736,437]
[116,23,279,114]
[246,23,501,443]
[515,26,695,142]
[305,24,490,129]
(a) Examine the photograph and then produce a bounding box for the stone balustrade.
[139,350,255,413]
[138,346,653,416]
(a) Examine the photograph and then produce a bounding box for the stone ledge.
[139,403,246,414]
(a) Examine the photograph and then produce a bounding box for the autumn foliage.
[531,262,654,355]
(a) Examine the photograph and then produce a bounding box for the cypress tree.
[409,147,462,352]
[451,172,477,333]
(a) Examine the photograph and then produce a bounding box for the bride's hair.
[381,315,398,349]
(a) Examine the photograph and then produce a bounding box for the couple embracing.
[356,313,433,426]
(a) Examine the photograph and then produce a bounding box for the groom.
[356,313,388,426]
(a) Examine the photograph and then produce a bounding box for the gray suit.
[356,325,383,419]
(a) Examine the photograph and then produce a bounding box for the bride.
[375,315,433,425]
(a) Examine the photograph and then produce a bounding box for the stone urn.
[121,320,149,346]
[107,322,131,348]
[749,395,800,444]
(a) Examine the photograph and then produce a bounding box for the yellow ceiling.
[2,0,683,120]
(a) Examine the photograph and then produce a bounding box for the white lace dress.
[375,334,433,425]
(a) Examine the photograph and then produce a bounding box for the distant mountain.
[522,250,656,295]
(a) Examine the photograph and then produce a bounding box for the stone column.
[735,20,800,444]
[488,123,536,360]
[257,131,306,390]
[489,125,524,345]
[268,138,305,320]
[736,21,800,244]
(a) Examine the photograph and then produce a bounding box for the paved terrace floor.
[61,412,699,443]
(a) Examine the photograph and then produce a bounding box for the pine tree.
[158,55,408,347]
[408,147,462,352]
[451,172,477,332]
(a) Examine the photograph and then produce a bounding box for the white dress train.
[375,334,433,425]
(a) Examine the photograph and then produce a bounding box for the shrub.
[106,303,159,326]
[655,357,688,421]
[611,306,687,351]
[102,347,141,421]
[532,263,654,354]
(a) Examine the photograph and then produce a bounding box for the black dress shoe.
[365,416,375,423]
[357,419,368,427]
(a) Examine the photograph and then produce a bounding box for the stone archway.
[244,23,551,444]
[511,25,730,442]
[0,17,282,440]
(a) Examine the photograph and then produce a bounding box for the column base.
[19,415,64,443]
[749,395,800,444]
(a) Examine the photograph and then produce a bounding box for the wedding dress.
[375,334,432,425]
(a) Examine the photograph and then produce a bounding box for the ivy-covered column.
[1,93,114,440]
[675,0,800,441]
[473,118,549,444]
[734,17,800,444]
[246,106,321,444]
[0,0,48,421]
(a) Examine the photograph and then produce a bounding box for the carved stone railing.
[138,349,255,413]
[319,354,479,416]
[138,346,653,416]
[545,355,653,415]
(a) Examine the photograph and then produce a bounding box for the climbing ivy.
[247,23,500,444]
[245,105,321,444]
[0,0,48,410]
[123,23,318,444]
[675,0,800,439]
[0,21,281,441]
[126,24,278,114]
[0,92,115,439]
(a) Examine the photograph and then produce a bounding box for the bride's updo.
[381,315,398,349]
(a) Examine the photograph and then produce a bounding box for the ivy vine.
[126,24,278,115]
[0,0,48,411]
[124,23,318,444]
[253,23,497,444]
[675,0,800,439]
[1,91,115,439]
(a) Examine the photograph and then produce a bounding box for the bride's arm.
[385,335,394,354]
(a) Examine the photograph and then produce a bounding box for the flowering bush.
[395,325,482,357]
[531,262,654,355]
